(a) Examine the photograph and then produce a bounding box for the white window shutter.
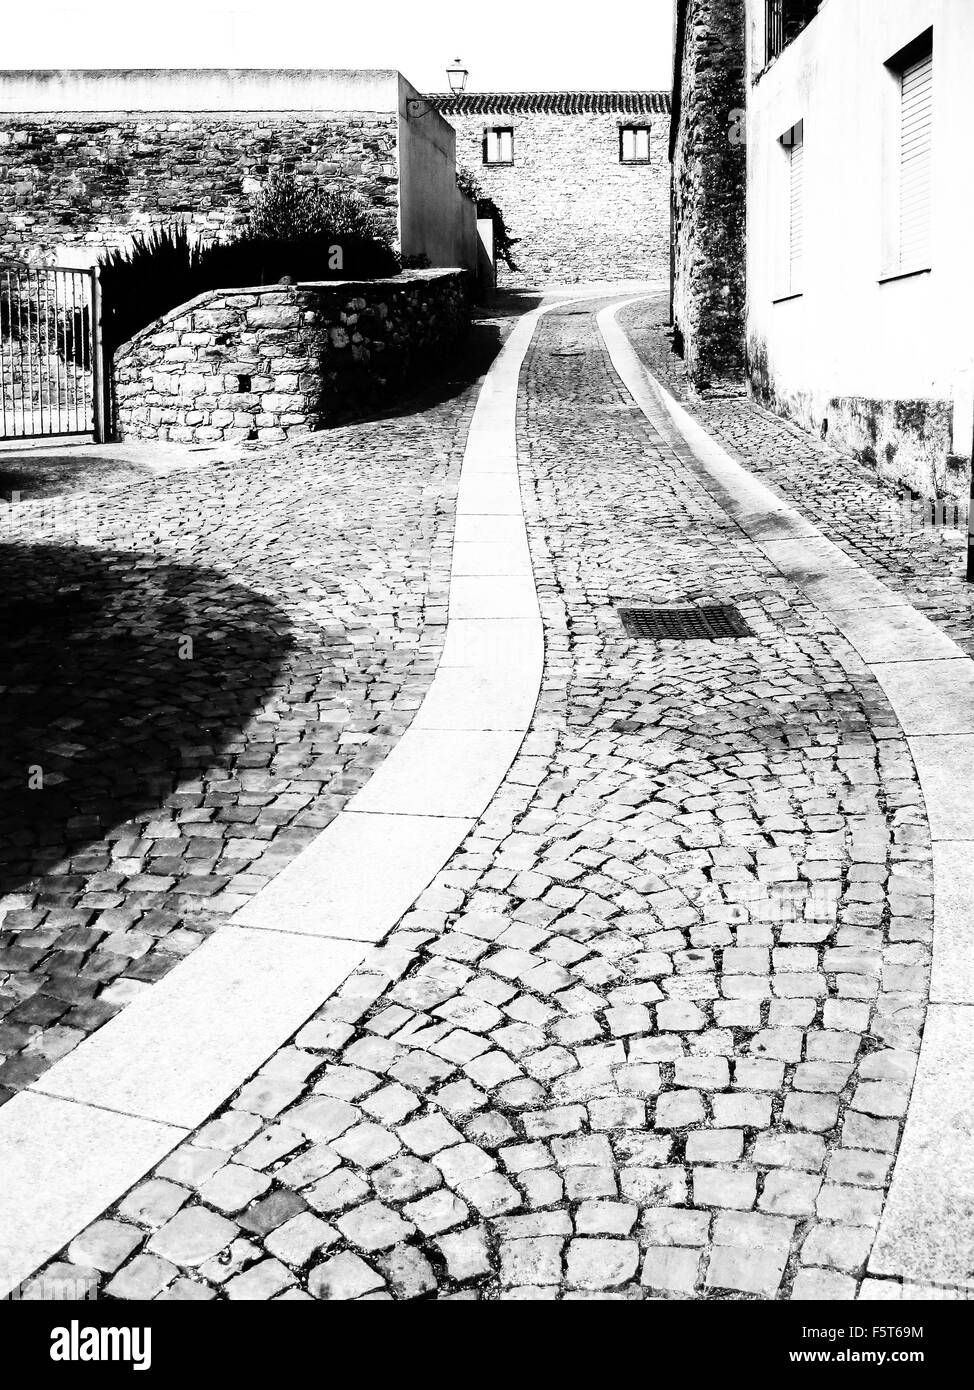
[900,51,933,267]
[789,131,804,291]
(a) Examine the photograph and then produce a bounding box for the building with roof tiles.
[428,90,672,287]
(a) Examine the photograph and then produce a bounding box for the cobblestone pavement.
[0,324,511,1105]
[26,297,938,1301]
[618,296,974,658]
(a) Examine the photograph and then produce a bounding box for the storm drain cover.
[618,604,753,641]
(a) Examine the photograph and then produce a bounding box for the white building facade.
[745,0,974,497]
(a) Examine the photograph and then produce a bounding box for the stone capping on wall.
[112,268,471,444]
[0,68,405,114]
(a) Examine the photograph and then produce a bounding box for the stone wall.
[671,0,747,392]
[113,269,470,443]
[431,94,671,287]
[0,111,400,266]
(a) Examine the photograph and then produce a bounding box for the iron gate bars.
[0,265,104,441]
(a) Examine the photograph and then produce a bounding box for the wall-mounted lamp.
[406,56,469,118]
[447,58,469,94]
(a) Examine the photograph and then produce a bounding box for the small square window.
[484,127,514,165]
[620,126,651,163]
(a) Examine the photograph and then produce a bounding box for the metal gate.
[0,265,106,441]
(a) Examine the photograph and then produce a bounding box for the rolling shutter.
[789,128,804,290]
[900,50,932,267]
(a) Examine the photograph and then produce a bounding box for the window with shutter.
[484,128,514,165]
[620,126,651,163]
[789,126,804,291]
[776,120,804,298]
[899,49,933,269]
[882,28,934,280]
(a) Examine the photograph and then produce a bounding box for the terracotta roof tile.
[425,91,671,117]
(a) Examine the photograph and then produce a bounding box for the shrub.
[457,167,520,272]
[100,178,399,352]
[246,174,387,243]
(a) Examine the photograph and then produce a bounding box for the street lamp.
[447,58,469,94]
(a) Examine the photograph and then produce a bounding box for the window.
[893,32,933,273]
[620,126,651,163]
[779,120,804,296]
[765,0,822,65]
[484,127,513,165]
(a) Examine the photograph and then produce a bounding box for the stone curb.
[600,297,974,1293]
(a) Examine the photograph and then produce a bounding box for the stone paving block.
[565,1238,639,1290]
[705,1245,788,1297]
[641,1246,702,1294]
[692,1169,757,1211]
[335,1201,414,1252]
[225,1257,294,1301]
[198,1164,271,1214]
[265,1213,338,1267]
[460,1172,522,1215]
[790,1268,858,1301]
[67,1220,143,1274]
[499,1237,564,1287]
[146,1207,238,1267]
[800,1224,874,1274]
[378,1244,437,1299]
[436,1226,492,1281]
[575,1201,638,1236]
[621,1167,688,1206]
[106,1253,180,1300]
[397,1113,465,1156]
[404,1189,469,1237]
[308,1251,386,1301]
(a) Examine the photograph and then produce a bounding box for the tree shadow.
[0,453,150,500]
[322,290,550,429]
[323,314,507,428]
[0,541,293,896]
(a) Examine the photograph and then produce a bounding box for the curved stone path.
[0,285,625,1297]
[5,289,972,1300]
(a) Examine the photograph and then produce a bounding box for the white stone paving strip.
[0,1094,182,1300]
[31,929,371,1128]
[601,297,974,1293]
[0,288,610,1298]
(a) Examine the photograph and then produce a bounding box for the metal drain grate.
[618,604,753,641]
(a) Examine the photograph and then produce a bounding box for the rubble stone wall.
[671,0,747,391]
[0,112,400,265]
[113,269,470,443]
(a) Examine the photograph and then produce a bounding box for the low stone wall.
[113,269,470,443]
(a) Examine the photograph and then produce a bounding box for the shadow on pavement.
[0,540,293,896]
[0,453,152,501]
[327,287,557,428]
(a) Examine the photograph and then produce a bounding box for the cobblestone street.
[0,326,509,1104]
[18,294,951,1302]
